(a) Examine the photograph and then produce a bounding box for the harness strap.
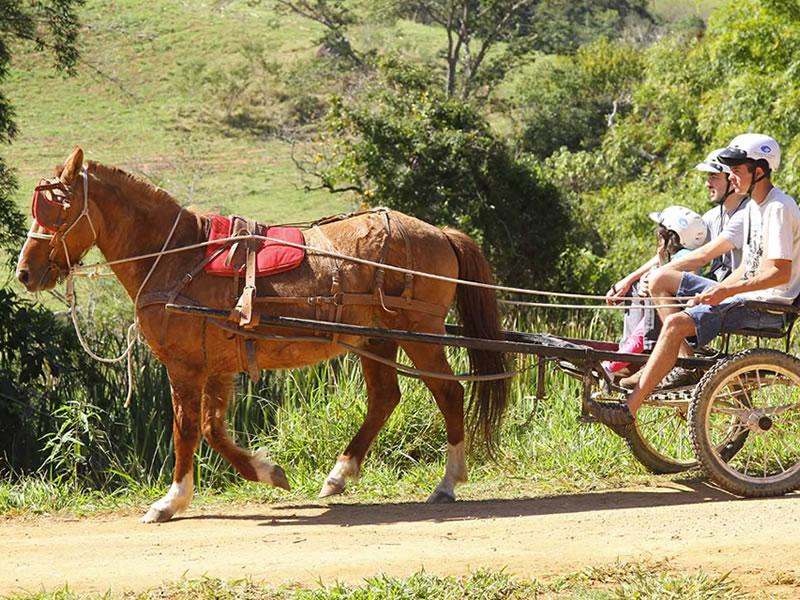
[312,224,345,345]
[230,218,260,329]
[393,214,415,302]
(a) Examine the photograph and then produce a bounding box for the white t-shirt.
[738,186,800,303]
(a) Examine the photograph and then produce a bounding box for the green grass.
[648,0,725,22]
[6,0,351,223]
[1,564,758,600]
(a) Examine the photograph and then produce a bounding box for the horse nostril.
[17,269,29,284]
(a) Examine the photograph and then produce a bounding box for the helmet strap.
[714,178,732,206]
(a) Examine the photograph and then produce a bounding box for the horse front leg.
[141,370,205,523]
[320,341,400,497]
[200,374,289,491]
[400,342,466,503]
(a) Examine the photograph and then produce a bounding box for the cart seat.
[722,294,800,352]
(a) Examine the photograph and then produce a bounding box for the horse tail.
[442,227,509,457]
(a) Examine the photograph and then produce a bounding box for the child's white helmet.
[649,206,708,250]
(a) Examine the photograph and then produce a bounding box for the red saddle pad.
[204,215,305,277]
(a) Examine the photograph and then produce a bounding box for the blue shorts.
[678,273,785,347]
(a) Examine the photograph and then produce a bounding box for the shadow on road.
[173,479,799,527]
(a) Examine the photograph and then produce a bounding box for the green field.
[6,0,355,224]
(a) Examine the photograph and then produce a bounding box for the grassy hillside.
[6,0,358,224]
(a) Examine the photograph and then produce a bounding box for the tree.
[544,0,800,281]
[267,0,653,99]
[305,56,574,287]
[516,37,645,159]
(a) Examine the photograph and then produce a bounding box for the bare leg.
[320,340,401,497]
[201,375,289,490]
[650,268,694,358]
[400,341,467,503]
[141,369,205,523]
[627,311,696,415]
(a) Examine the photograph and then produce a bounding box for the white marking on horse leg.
[319,455,360,497]
[427,441,466,503]
[251,447,290,490]
[141,472,194,523]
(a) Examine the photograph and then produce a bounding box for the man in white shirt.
[589,133,800,426]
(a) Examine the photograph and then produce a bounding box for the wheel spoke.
[765,435,786,474]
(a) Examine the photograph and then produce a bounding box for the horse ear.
[59,145,84,185]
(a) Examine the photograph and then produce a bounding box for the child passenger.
[602,206,708,376]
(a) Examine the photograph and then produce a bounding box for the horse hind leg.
[400,341,467,503]
[200,374,290,491]
[320,340,400,497]
[142,371,203,523]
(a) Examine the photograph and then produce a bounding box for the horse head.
[16,145,99,292]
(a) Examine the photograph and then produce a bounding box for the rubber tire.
[689,348,800,497]
[623,390,747,474]
[624,402,698,474]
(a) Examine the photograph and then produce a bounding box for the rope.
[71,230,693,307]
[497,299,687,310]
[64,207,185,408]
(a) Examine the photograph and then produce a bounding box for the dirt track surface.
[2,483,800,597]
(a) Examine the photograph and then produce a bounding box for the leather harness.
[138,208,448,382]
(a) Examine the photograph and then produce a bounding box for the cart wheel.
[624,386,748,474]
[690,348,800,497]
[624,392,698,473]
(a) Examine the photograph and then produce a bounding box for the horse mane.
[88,161,184,214]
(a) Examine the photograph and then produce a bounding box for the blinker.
[31,178,70,232]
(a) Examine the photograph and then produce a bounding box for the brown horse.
[16,146,508,523]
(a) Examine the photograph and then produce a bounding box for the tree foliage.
[516,37,644,159]
[268,0,653,99]
[0,0,85,472]
[546,0,800,280]
[309,56,573,287]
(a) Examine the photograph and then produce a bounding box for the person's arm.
[693,258,791,306]
[666,236,735,274]
[605,254,659,304]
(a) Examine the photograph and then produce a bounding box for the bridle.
[29,166,97,276]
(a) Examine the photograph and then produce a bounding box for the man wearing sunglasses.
[589,133,800,427]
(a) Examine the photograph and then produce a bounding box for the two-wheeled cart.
[168,296,800,498]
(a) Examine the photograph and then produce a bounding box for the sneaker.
[657,366,701,390]
[585,398,635,428]
[619,369,643,390]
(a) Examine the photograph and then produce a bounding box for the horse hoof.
[319,478,345,498]
[272,465,291,491]
[140,506,173,523]
[426,489,456,504]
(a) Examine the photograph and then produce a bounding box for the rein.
[69,231,691,310]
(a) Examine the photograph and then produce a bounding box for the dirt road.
[2,482,799,597]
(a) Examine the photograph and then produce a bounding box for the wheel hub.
[745,411,773,433]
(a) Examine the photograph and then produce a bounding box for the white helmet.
[718,133,780,172]
[694,148,731,174]
[649,206,708,250]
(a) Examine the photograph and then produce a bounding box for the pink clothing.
[603,319,645,373]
